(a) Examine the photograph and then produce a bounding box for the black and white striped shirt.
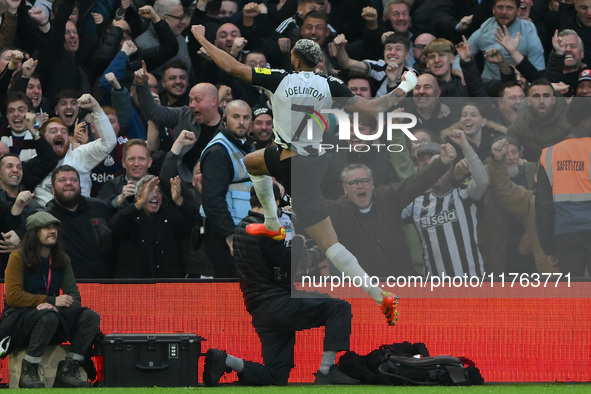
[401,146,489,277]
[402,187,485,277]
[363,60,413,97]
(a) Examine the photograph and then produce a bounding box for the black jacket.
[22,137,59,192]
[109,199,196,278]
[200,128,255,238]
[234,211,292,313]
[45,197,115,279]
[559,2,591,69]
[545,51,582,97]
[506,97,571,162]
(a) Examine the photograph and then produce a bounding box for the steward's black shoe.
[314,365,360,385]
[203,348,230,386]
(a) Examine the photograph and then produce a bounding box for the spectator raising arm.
[448,129,489,201]
[73,94,117,170]
[333,34,370,75]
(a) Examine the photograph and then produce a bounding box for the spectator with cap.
[574,68,591,96]
[250,106,273,150]
[2,211,101,388]
[391,129,440,182]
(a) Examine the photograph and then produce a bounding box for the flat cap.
[417,141,441,156]
[26,212,61,230]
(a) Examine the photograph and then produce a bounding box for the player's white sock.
[325,243,383,303]
[250,174,281,231]
[225,354,244,373]
[319,351,337,374]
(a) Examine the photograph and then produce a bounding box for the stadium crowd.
[1,0,591,280]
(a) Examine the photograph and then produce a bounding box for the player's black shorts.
[263,145,328,228]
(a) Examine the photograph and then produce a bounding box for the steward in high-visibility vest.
[539,135,591,237]
[536,98,591,276]
[201,130,254,225]
[199,100,255,278]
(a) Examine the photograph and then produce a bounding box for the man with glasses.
[327,142,457,277]
[411,33,436,75]
[321,113,398,200]
[136,0,192,79]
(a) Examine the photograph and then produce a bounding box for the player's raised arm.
[345,70,417,114]
[191,25,253,83]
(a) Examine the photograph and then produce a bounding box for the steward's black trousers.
[238,293,352,385]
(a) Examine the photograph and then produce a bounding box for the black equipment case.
[102,333,204,387]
